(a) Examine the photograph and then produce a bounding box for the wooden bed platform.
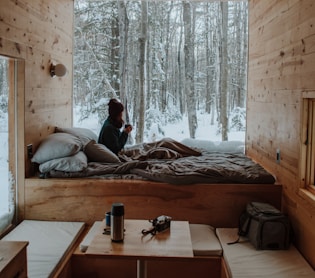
[24,178,282,227]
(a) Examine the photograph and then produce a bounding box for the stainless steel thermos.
[111,203,124,242]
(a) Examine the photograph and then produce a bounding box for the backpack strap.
[228,211,252,245]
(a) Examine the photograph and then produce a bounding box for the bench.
[1,220,85,278]
[216,228,315,278]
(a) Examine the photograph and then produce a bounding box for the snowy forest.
[73,0,248,143]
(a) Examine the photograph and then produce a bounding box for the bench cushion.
[189,224,222,256]
[80,221,103,252]
[216,228,314,278]
[2,220,85,278]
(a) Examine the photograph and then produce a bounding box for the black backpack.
[229,202,291,250]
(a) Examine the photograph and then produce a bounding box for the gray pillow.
[55,127,98,145]
[31,133,82,164]
[39,151,88,173]
[84,140,120,163]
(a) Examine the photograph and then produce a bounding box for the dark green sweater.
[98,117,128,154]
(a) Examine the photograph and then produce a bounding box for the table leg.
[137,259,147,278]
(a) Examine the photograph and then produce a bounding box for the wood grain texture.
[72,222,221,278]
[0,0,74,180]
[86,220,193,259]
[24,178,281,227]
[247,0,315,268]
[0,241,28,278]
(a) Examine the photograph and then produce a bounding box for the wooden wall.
[24,178,282,227]
[1,0,315,270]
[0,0,73,218]
[247,0,315,268]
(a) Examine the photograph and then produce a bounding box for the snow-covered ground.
[0,132,8,213]
[73,108,245,143]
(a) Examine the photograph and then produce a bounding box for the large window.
[73,0,248,144]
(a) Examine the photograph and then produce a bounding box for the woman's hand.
[124,124,132,133]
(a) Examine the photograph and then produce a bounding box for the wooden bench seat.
[1,220,85,278]
[216,228,315,278]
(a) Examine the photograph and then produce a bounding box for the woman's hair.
[108,98,124,128]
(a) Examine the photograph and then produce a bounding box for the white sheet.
[2,220,85,278]
[216,228,315,278]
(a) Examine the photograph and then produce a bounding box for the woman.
[98,98,132,154]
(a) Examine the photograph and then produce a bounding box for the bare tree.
[219,2,229,141]
[74,0,248,141]
[136,0,148,143]
[118,0,130,121]
[183,1,197,138]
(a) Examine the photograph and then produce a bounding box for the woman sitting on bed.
[98,98,133,155]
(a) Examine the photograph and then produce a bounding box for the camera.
[151,215,171,233]
[142,215,172,235]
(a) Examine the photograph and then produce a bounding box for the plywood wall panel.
[247,0,315,268]
[0,1,73,54]
[0,0,74,223]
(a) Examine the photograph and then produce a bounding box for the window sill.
[298,188,315,207]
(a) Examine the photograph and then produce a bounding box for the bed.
[23,127,281,227]
[30,127,275,185]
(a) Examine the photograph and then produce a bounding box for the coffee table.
[86,219,194,278]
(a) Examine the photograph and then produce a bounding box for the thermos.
[111,203,124,242]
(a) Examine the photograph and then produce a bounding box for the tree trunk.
[220,2,229,141]
[136,0,148,143]
[118,0,129,121]
[183,1,197,138]
[111,6,119,93]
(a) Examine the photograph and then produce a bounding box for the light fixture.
[50,63,67,77]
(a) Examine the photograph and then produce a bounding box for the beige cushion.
[216,228,315,278]
[189,224,222,256]
[2,220,85,278]
[80,221,103,252]
[84,140,121,163]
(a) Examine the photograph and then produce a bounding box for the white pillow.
[31,133,82,164]
[83,140,120,163]
[39,151,88,173]
[55,127,98,145]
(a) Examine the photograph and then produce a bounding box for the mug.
[105,211,111,226]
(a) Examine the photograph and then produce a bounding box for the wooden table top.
[86,219,194,260]
[0,241,29,271]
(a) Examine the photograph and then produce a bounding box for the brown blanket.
[119,138,202,161]
[45,138,275,185]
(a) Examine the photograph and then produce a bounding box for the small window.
[0,58,15,234]
[301,96,315,195]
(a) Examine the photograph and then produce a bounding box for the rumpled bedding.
[43,138,275,185]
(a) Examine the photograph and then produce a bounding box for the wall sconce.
[50,63,67,77]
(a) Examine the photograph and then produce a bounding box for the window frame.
[0,57,24,236]
[300,92,315,201]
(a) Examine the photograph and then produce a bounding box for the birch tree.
[136,0,148,143]
[118,0,130,122]
[73,0,248,142]
[183,1,197,138]
[219,2,229,141]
